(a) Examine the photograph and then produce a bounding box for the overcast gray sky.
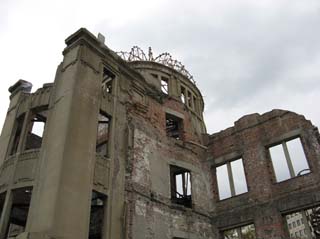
[1,0,319,134]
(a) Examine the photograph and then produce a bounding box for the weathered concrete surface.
[0,28,319,239]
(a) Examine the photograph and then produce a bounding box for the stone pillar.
[0,80,32,165]
[169,76,180,98]
[0,191,13,239]
[26,29,102,239]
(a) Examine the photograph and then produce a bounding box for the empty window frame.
[170,165,192,208]
[180,86,186,104]
[180,85,197,111]
[102,68,115,94]
[9,114,25,155]
[6,187,32,238]
[187,91,193,108]
[284,206,320,239]
[268,137,310,182]
[25,108,48,150]
[193,96,198,113]
[96,112,111,158]
[165,113,183,140]
[161,76,169,94]
[223,224,256,239]
[216,158,248,200]
[89,191,107,239]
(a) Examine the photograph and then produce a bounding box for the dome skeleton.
[117,46,195,84]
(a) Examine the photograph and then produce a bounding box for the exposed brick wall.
[125,86,215,238]
[207,109,320,238]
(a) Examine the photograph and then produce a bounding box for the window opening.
[166,113,183,140]
[25,109,48,150]
[89,191,107,239]
[223,224,256,239]
[187,91,192,108]
[0,192,5,218]
[9,114,25,155]
[6,188,32,238]
[96,112,110,158]
[102,68,115,94]
[161,76,169,94]
[285,206,320,238]
[180,86,186,104]
[170,165,192,208]
[216,158,248,200]
[269,137,310,182]
[151,73,158,79]
[193,96,198,112]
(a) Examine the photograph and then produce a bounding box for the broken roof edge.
[62,28,204,104]
[65,28,196,84]
[128,60,204,101]
[117,46,196,85]
[208,109,313,139]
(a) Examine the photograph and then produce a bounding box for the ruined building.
[0,28,319,239]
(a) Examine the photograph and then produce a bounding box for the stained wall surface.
[0,28,318,239]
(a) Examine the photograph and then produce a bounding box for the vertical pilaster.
[0,191,12,239]
[227,162,236,196]
[0,80,32,165]
[27,30,102,239]
[283,142,295,178]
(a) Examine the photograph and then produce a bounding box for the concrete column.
[227,163,236,196]
[169,76,179,98]
[27,30,102,239]
[283,142,295,178]
[0,80,32,165]
[0,191,13,239]
[16,110,31,154]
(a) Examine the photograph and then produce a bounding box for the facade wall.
[208,110,320,238]
[0,28,318,239]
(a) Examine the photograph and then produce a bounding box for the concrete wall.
[0,28,319,239]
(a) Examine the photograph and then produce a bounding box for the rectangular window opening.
[25,108,48,150]
[89,191,107,239]
[166,113,183,140]
[96,112,111,158]
[269,137,310,182]
[6,187,32,238]
[216,158,248,200]
[9,114,25,155]
[102,68,115,94]
[0,192,6,218]
[223,224,256,239]
[170,165,192,208]
[187,91,192,108]
[180,86,186,104]
[161,76,169,94]
[151,73,158,79]
[284,206,320,239]
[193,96,198,113]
